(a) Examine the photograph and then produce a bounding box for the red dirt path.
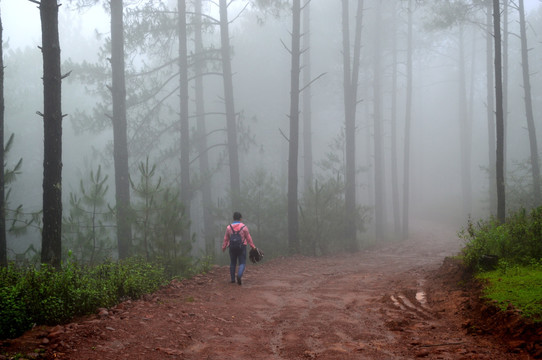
[2,222,538,359]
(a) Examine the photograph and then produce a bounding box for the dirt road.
[4,223,533,359]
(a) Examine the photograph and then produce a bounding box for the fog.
[1,0,542,260]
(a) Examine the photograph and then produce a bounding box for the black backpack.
[229,224,245,250]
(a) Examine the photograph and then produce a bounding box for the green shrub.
[113,257,167,299]
[460,206,542,271]
[0,257,168,340]
[0,283,31,339]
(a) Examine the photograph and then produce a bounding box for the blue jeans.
[229,245,247,281]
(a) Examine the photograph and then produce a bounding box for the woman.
[222,212,256,285]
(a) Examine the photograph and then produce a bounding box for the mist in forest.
[1,0,541,263]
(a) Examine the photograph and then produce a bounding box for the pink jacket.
[222,222,255,251]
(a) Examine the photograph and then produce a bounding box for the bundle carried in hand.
[249,247,264,264]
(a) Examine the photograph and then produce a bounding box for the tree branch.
[190,143,227,165]
[187,11,220,25]
[280,39,292,54]
[279,128,289,142]
[229,1,249,24]
[299,72,326,93]
[61,70,72,79]
[301,0,312,11]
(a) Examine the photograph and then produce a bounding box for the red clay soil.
[2,222,540,359]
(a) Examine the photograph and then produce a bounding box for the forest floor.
[2,221,541,359]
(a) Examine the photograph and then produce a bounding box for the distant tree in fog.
[493,0,505,222]
[502,0,508,175]
[402,0,413,239]
[287,0,301,253]
[457,23,473,217]
[302,0,313,192]
[193,0,215,256]
[219,0,241,210]
[0,10,5,267]
[390,2,401,236]
[373,0,385,240]
[38,0,63,269]
[485,1,497,215]
[341,0,363,250]
[110,0,133,259]
[515,0,541,206]
[178,0,191,243]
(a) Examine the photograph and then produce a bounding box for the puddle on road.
[416,278,428,307]
[416,290,427,305]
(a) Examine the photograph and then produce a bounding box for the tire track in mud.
[255,262,375,359]
[242,251,439,359]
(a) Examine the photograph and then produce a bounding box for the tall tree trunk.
[493,0,505,222]
[486,2,497,216]
[466,29,478,211]
[402,0,413,240]
[503,0,508,176]
[0,12,5,267]
[341,0,352,247]
[302,0,312,192]
[219,0,241,209]
[390,2,400,235]
[518,0,541,206]
[111,0,132,259]
[350,0,363,245]
[468,27,476,183]
[40,0,63,269]
[178,0,191,241]
[342,0,363,250]
[458,24,472,217]
[288,0,301,254]
[373,0,385,240]
[194,0,214,255]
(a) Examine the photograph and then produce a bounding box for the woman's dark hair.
[233,212,242,221]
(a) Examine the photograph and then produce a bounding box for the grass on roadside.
[476,262,542,322]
